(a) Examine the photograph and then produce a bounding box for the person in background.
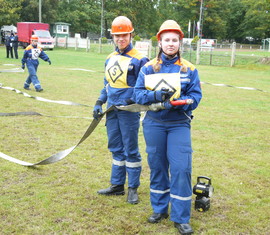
[134,20,202,234]
[11,32,19,59]
[1,30,5,44]
[22,35,51,92]
[93,16,149,204]
[5,32,13,59]
[9,33,14,58]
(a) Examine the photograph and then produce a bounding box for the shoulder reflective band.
[0,85,90,107]
[0,106,114,166]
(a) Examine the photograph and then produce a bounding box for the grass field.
[0,46,270,234]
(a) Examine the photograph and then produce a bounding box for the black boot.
[148,213,169,223]
[97,184,125,196]
[127,187,139,204]
[174,223,193,235]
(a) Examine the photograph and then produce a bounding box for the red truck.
[17,22,54,50]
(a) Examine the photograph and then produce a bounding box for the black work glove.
[154,88,174,102]
[93,100,103,120]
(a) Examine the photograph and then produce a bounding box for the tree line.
[1,0,269,43]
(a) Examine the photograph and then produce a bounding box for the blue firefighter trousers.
[143,117,192,224]
[106,109,142,188]
[24,61,42,90]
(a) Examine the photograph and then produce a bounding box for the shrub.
[133,35,141,42]
[151,36,158,47]
[101,37,108,44]
[192,35,199,44]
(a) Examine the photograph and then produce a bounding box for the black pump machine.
[193,176,214,212]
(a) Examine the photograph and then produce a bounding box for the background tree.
[57,0,100,37]
[0,0,23,26]
[226,0,246,42]
[173,0,203,38]
[201,0,229,40]
[103,0,159,38]
[1,0,269,43]
[239,0,270,41]
[20,0,59,24]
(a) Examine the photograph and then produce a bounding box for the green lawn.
[0,47,270,234]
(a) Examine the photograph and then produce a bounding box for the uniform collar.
[161,53,179,64]
[116,43,133,55]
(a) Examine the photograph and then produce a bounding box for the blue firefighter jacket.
[97,43,149,106]
[21,45,50,66]
[134,53,202,122]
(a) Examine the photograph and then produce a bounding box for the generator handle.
[197,176,212,185]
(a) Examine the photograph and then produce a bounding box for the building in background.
[52,22,71,38]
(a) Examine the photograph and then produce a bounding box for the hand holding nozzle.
[148,99,194,111]
[170,99,194,106]
[116,99,194,112]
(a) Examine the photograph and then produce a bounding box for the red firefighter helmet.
[111,16,134,35]
[156,20,184,40]
[31,35,39,41]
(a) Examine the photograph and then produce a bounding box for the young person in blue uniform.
[93,16,149,204]
[134,20,202,234]
[22,35,51,92]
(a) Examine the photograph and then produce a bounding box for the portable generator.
[193,176,214,212]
